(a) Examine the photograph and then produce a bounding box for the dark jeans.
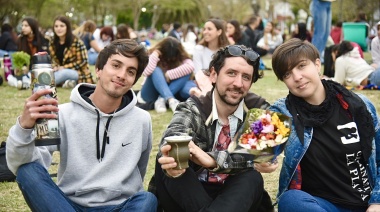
[154,159,273,212]
[16,162,157,212]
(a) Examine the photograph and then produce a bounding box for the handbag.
[0,141,16,182]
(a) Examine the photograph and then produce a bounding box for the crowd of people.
[0,17,144,90]
[2,6,380,211]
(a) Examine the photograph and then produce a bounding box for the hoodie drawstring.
[95,108,114,162]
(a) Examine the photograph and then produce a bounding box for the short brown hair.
[271,38,319,81]
[95,39,148,85]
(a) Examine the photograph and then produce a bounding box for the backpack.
[0,141,16,182]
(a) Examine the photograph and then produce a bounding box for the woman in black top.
[226,20,250,47]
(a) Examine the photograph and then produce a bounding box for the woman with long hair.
[116,24,130,39]
[292,22,312,42]
[190,18,230,96]
[49,15,93,88]
[257,21,283,55]
[73,20,102,65]
[226,20,250,47]
[181,23,198,55]
[17,17,49,68]
[138,37,194,113]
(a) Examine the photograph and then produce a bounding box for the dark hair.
[335,40,353,58]
[116,24,130,39]
[100,26,114,41]
[292,22,310,41]
[1,23,17,43]
[17,17,45,55]
[298,23,307,36]
[199,19,229,48]
[271,38,320,81]
[209,45,262,84]
[228,20,243,43]
[173,22,181,30]
[182,24,197,43]
[95,39,148,85]
[53,16,74,48]
[149,36,190,70]
[246,15,259,26]
[355,12,367,22]
[1,23,12,33]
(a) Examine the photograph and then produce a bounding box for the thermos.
[3,53,12,81]
[31,52,61,146]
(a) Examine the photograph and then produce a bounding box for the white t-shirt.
[181,31,197,55]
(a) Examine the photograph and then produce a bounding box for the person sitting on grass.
[138,36,195,113]
[6,39,157,211]
[49,15,94,88]
[17,17,49,68]
[331,40,380,88]
[148,45,277,212]
[73,20,102,66]
[270,38,380,211]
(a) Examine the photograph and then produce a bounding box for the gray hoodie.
[6,83,153,207]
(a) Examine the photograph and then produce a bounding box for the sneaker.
[154,97,167,113]
[168,98,180,112]
[62,80,77,88]
[16,80,29,90]
[136,91,146,104]
[7,75,17,87]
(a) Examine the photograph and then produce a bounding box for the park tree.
[146,0,208,29]
[205,0,254,23]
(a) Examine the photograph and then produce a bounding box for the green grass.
[1,54,379,211]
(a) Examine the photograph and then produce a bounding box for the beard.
[99,78,126,99]
[214,84,245,106]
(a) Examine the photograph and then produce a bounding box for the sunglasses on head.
[224,45,260,63]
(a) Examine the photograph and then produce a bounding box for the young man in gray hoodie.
[6,39,157,211]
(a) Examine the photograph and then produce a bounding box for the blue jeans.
[278,190,366,212]
[311,0,332,58]
[88,51,98,65]
[140,67,191,102]
[369,67,380,86]
[0,49,16,58]
[54,68,79,85]
[16,162,158,212]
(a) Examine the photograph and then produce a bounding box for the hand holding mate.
[158,144,186,177]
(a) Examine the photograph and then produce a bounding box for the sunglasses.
[224,45,260,63]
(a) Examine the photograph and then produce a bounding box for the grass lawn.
[0,53,379,211]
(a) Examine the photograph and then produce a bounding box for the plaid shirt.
[158,90,270,174]
[49,36,94,84]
